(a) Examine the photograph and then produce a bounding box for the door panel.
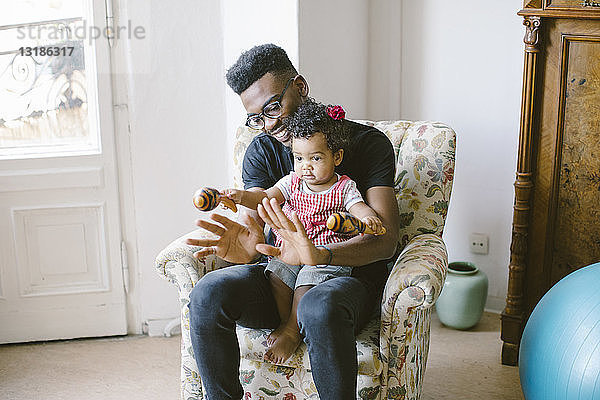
[0,0,126,343]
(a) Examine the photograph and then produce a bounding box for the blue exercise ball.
[520,262,600,400]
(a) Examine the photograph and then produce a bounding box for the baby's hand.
[223,188,243,204]
[361,216,385,235]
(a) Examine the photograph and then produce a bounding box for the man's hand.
[186,213,264,264]
[255,198,327,266]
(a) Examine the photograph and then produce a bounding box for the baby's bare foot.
[264,327,303,364]
[266,324,286,347]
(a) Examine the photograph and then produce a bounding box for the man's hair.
[226,44,298,95]
[283,98,348,153]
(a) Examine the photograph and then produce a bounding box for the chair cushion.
[236,317,383,377]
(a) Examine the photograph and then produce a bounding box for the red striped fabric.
[275,173,357,247]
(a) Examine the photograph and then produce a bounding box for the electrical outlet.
[469,233,489,254]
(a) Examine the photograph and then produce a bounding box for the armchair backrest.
[231,120,456,249]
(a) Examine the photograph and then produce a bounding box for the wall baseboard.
[142,317,180,337]
[484,296,506,315]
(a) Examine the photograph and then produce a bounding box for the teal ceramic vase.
[436,261,488,330]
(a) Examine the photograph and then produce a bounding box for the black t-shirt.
[242,120,396,286]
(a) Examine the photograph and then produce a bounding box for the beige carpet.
[0,335,180,400]
[423,311,523,400]
[0,311,523,399]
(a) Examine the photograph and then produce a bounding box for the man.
[186,44,399,399]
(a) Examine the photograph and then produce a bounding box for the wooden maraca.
[193,187,238,213]
[326,212,386,236]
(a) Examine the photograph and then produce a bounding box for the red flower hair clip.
[327,105,346,120]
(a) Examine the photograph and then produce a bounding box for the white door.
[0,0,127,343]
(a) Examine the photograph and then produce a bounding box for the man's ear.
[293,75,309,98]
[334,149,344,166]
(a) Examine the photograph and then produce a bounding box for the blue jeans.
[188,262,385,400]
[265,257,352,289]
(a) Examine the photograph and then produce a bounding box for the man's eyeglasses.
[245,77,294,129]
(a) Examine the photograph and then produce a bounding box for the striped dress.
[274,172,363,246]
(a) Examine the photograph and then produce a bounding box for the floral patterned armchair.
[156,120,456,399]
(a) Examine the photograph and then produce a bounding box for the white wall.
[222,0,298,186]
[367,0,402,120]
[400,0,524,312]
[123,0,228,324]
[298,0,370,118]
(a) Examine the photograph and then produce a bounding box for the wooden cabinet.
[501,1,600,365]
[546,0,600,10]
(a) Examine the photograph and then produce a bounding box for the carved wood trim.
[519,8,600,18]
[546,0,600,10]
[501,16,541,366]
[523,16,542,53]
[524,0,543,8]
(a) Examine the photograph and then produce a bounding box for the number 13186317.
[19,46,75,56]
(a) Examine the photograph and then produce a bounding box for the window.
[0,0,101,159]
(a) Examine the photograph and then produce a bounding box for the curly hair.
[283,98,348,153]
[226,44,297,95]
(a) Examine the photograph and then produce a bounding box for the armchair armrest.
[155,224,234,400]
[155,228,232,294]
[378,233,448,398]
[383,233,448,313]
